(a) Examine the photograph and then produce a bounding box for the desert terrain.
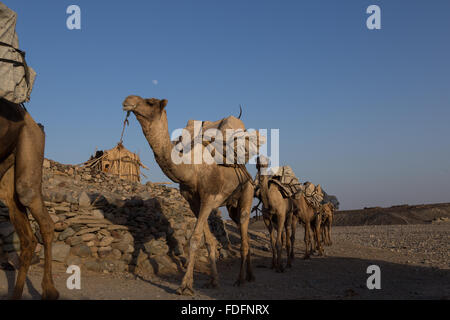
[1,211,448,300]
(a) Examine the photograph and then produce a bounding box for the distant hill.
[334,203,450,226]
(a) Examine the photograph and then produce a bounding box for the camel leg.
[263,214,277,269]
[14,123,59,300]
[285,213,293,268]
[313,217,324,256]
[235,183,254,285]
[202,221,219,288]
[233,208,249,286]
[9,198,37,300]
[1,169,37,300]
[275,213,285,273]
[321,223,327,245]
[176,202,211,296]
[327,217,333,246]
[243,185,255,283]
[303,222,311,259]
[289,214,298,263]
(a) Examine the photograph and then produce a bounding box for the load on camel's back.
[0,2,36,104]
[258,165,340,211]
[172,108,266,166]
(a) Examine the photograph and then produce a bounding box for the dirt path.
[1,223,449,300]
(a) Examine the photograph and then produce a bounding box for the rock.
[78,192,91,208]
[0,223,15,238]
[90,209,104,219]
[4,232,20,244]
[99,236,114,247]
[109,249,122,260]
[106,225,128,231]
[100,259,127,272]
[65,255,82,266]
[121,253,133,264]
[42,242,70,262]
[70,244,91,258]
[3,243,20,252]
[54,221,68,232]
[150,255,178,275]
[144,239,169,256]
[54,206,70,213]
[43,159,51,168]
[81,233,96,242]
[98,246,112,258]
[84,260,102,273]
[75,227,101,236]
[86,241,96,247]
[112,242,131,253]
[59,227,75,241]
[66,236,83,246]
[121,233,134,244]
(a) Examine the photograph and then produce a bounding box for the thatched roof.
[82,143,148,183]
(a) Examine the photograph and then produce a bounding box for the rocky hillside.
[0,159,231,276]
[334,203,450,226]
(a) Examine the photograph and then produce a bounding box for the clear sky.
[4,0,450,210]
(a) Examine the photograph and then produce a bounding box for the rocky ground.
[0,221,448,300]
[0,159,230,279]
[0,159,448,299]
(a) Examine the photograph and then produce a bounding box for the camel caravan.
[0,3,338,299]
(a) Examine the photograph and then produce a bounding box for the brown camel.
[291,195,324,259]
[254,157,294,271]
[319,202,335,246]
[0,99,59,299]
[122,95,255,295]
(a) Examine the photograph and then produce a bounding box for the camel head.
[122,95,168,122]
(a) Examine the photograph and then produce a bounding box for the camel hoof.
[10,292,22,300]
[276,267,285,273]
[42,288,60,300]
[176,286,195,296]
[303,255,310,260]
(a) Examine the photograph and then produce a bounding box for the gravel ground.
[0,222,449,300]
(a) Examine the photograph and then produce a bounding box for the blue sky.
[5,0,450,210]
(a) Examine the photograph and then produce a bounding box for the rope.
[119,111,131,144]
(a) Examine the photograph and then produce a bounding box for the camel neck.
[258,172,271,209]
[135,112,188,184]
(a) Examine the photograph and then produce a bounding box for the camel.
[290,195,324,259]
[122,95,255,295]
[319,202,335,246]
[0,98,59,300]
[254,157,294,271]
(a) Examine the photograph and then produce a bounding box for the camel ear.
[160,99,168,110]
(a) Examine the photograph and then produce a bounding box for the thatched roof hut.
[83,143,147,183]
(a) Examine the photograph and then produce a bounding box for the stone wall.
[0,159,231,276]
